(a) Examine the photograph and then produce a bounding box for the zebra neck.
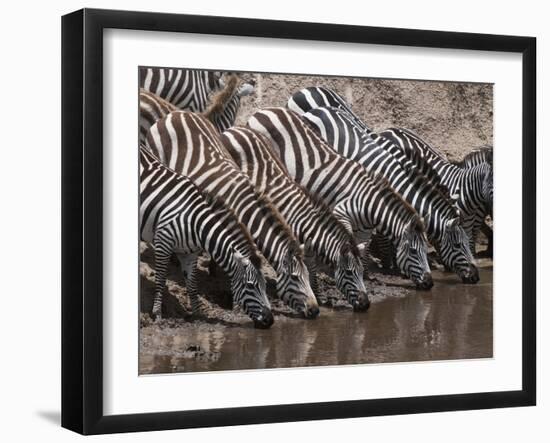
[220,190,294,272]
[297,211,348,267]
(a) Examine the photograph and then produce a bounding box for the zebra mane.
[370,170,426,232]
[296,183,359,255]
[202,191,263,269]
[379,128,451,198]
[453,145,493,168]
[254,192,305,259]
[202,74,239,121]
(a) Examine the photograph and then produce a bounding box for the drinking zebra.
[454,147,493,257]
[145,111,320,318]
[248,107,433,290]
[139,146,273,328]
[297,105,479,283]
[380,127,493,252]
[221,126,369,310]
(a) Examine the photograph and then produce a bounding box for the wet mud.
[139,243,493,374]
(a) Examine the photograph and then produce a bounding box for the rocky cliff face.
[234,72,493,162]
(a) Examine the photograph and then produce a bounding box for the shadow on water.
[140,267,493,374]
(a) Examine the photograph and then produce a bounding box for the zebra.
[220,126,369,310]
[454,146,493,255]
[247,107,433,290]
[202,74,255,133]
[145,111,320,318]
[139,146,273,328]
[380,127,493,252]
[288,86,478,283]
[139,67,223,111]
[297,105,479,283]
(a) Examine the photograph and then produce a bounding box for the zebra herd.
[139,68,494,329]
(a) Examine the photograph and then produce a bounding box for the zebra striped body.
[139,67,222,111]
[248,107,433,290]
[139,146,273,328]
[380,128,493,250]
[139,89,177,144]
[298,105,478,283]
[221,126,369,310]
[146,111,319,318]
[290,87,448,193]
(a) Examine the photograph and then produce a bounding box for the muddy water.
[140,267,492,374]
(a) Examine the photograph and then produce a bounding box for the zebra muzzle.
[253,306,274,329]
[415,272,434,290]
[460,264,480,284]
[352,292,371,312]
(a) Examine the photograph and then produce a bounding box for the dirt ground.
[234,72,493,162]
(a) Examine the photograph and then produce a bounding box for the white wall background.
[0,0,546,441]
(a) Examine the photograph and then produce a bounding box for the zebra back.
[289,87,446,193]
[303,107,459,239]
[139,89,178,144]
[139,67,222,111]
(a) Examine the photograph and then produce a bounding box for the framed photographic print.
[61,8,536,435]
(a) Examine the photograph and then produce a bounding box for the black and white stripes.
[139,146,273,327]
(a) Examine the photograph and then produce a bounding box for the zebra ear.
[241,257,251,267]
[233,249,244,262]
[238,83,255,97]
[445,217,460,229]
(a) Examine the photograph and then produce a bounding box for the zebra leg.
[355,230,373,280]
[176,253,202,316]
[480,220,493,258]
[151,234,175,320]
[304,251,322,303]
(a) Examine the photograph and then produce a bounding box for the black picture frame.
[61,8,536,435]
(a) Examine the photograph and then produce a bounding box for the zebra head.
[395,217,433,290]
[277,245,320,319]
[334,244,370,311]
[231,250,273,329]
[440,217,480,284]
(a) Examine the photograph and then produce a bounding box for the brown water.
[139,267,492,374]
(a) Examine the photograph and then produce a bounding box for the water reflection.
[140,268,493,374]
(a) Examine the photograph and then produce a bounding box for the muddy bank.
[233,72,493,162]
[139,242,493,374]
